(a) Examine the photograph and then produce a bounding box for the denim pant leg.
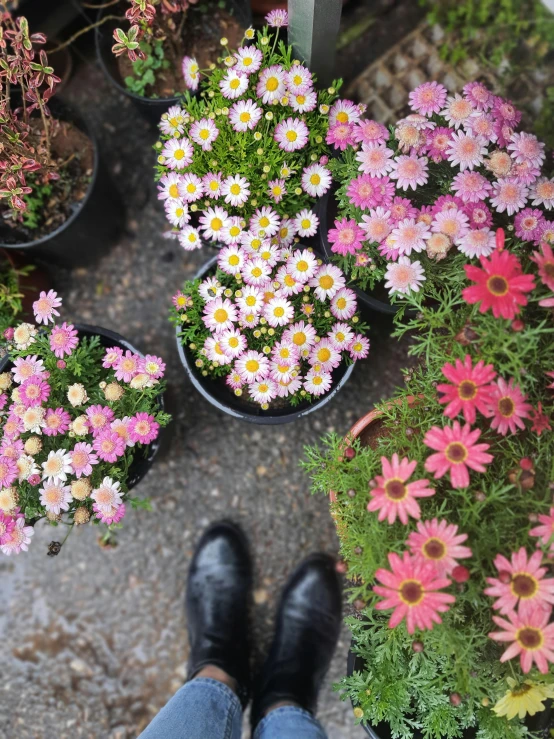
[138,678,243,739]
[253,706,328,739]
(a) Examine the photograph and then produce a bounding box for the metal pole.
[288,0,343,88]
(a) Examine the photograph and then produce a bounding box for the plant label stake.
[288,0,343,88]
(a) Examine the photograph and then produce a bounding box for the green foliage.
[21,180,52,230]
[124,37,170,97]
[0,257,31,334]
[303,241,554,737]
[534,86,554,152]
[422,0,554,70]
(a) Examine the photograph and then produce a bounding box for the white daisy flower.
[288,250,318,282]
[274,117,309,152]
[41,449,73,483]
[310,264,345,300]
[220,218,244,245]
[198,276,224,302]
[17,454,39,482]
[236,285,264,314]
[218,245,245,275]
[229,99,262,132]
[158,172,186,202]
[221,175,250,207]
[165,199,190,228]
[329,99,361,126]
[263,297,294,327]
[301,164,332,197]
[203,297,238,333]
[178,225,202,251]
[182,56,200,91]
[161,137,194,170]
[384,257,426,295]
[289,90,318,114]
[13,323,37,350]
[190,118,220,151]
[249,378,278,405]
[240,230,265,254]
[219,69,249,99]
[458,229,496,258]
[181,173,204,203]
[199,206,230,241]
[234,46,263,75]
[275,266,303,296]
[282,320,317,350]
[304,369,333,396]
[256,65,286,104]
[258,243,281,267]
[22,405,45,433]
[202,172,223,199]
[204,337,232,365]
[309,339,342,371]
[242,257,272,286]
[440,94,475,129]
[159,105,186,136]
[328,322,354,351]
[250,206,280,237]
[235,350,270,383]
[330,288,357,320]
[219,328,247,358]
[277,218,297,246]
[294,209,319,238]
[286,65,313,95]
[91,477,123,515]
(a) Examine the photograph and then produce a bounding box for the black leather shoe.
[251,553,342,729]
[186,521,252,707]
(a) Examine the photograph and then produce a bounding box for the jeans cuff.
[253,705,324,739]
[188,677,242,712]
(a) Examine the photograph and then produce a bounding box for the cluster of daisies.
[155,18,353,248]
[325,80,554,299]
[0,291,168,556]
[172,243,369,408]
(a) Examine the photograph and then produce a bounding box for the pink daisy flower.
[43,407,71,437]
[326,122,355,151]
[0,512,16,545]
[355,143,394,177]
[19,376,50,408]
[3,415,23,439]
[489,605,554,674]
[86,404,115,437]
[384,258,426,296]
[463,81,494,111]
[532,243,554,290]
[530,177,554,209]
[408,519,472,576]
[39,480,72,514]
[330,288,357,320]
[349,334,370,360]
[328,218,366,256]
[0,517,34,555]
[490,179,529,215]
[226,371,243,391]
[515,208,544,242]
[266,8,288,26]
[274,117,309,152]
[458,229,496,258]
[70,442,98,478]
[487,377,532,436]
[49,322,78,358]
[11,355,45,384]
[424,126,453,162]
[111,417,134,448]
[347,175,383,210]
[94,502,126,526]
[102,346,123,369]
[93,429,126,463]
[530,508,554,548]
[0,455,18,488]
[464,202,493,229]
[368,453,435,525]
[539,221,554,246]
[446,131,487,171]
[142,354,166,380]
[432,208,469,243]
[309,339,342,371]
[466,113,498,144]
[409,81,447,116]
[389,196,418,224]
[115,350,142,383]
[390,218,430,256]
[508,132,545,168]
[437,355,496,424]
[91,477,123,516]
[128,412,160,445]
[389,155,428,191]
[424,421,493,489]
[485,547,554,614]
[359,207,393,244]
[352,119,389,146]
[373,551,455,634]
[451,171,492,203]
[0,439,23,460]
[441,94,475,129]
[463,250,535,320]
[33,289,61,325]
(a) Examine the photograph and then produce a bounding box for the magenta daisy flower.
[70,442,99,478]
[451,171,492,203]
[19,376,50,407]
[94,502,126,525]
[437,354,496,425]
[424,126,453,162]
[43,407,71,437]
[508,132,545,168]
[93,429,126,463]
[0,512,15,545]
[265,8,288,26]
[373,551,455,634]
[424,421,493,488]
[485,547,554,615]
[327,218,365,256]
[487,377,532,436]
[409,81,447,116]
[32,289,61,325]
[463,81,494,111]
[408,518,472,576]
[389,196,418,224]
[489,606,554,674]
[490,179,529,215]
[464,202,493,229]
[466,113,498,144]
[115,350,142,383]
[0,517,34,556]
[102,346,123,369]
[368,453,435,525]
[515,208,544,242]
[326,122,355,151]
[86,404,115,437]
[346,174,383,210]
[352,119,389,146]
[0,456,18,488]
[49,322,78,358]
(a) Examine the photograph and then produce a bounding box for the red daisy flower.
[531,243,554,291]
[462,250,535,320]
[530,402,551,436]
[437,354,496,424]
[488,378,532,436]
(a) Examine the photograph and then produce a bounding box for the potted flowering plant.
[304,229,554,738]
[95,0,251,120]
[319,80,554,316]
[171,245,368,423]
[0,291,170,556]
[154,19,353,245]
[0,11,123,264]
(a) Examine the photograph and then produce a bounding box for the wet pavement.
[0,21,411,739]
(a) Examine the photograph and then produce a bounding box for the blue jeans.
[138,677,328,738]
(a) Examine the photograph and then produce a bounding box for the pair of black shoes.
[186,521,343,730]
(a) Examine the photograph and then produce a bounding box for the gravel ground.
[0,42,411,739]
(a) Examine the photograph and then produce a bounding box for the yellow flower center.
[230,184,241,195]
[214,309,228,323]
[246,359,259,373]
[266,77,279,91]
[211,218,223,231]
[336,111,349,123]
[286,130,298,142]
[319,275,334,290]
[174,149,185,160]
[240,111,251,122]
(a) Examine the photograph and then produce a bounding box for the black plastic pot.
[0,324,164,490]
[317,190,411,318]
[95,1,252,126]
[347,645,552,738]
[0,99,124,266]
[175,255,356,425]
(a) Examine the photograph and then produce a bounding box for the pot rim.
[0,98,99,250]
[175,254,356,424]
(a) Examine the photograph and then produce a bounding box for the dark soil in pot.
[0,99,124,266]
[175,255,356,425]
